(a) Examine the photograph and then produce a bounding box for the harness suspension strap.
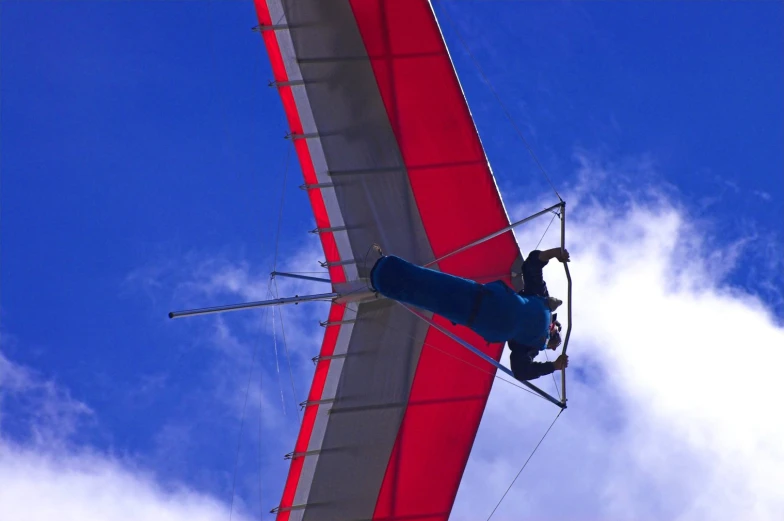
[465,287,488,328]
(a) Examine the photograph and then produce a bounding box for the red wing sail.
[253,1,521,519]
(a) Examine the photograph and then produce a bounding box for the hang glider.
[172,1,571,520]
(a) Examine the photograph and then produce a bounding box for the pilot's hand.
[553,354,569,371]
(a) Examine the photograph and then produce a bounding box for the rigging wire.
[271,8,286,27]
[486,408,564,521]
[435,0,562,201]
[248,20,269,521]
[270,291,287,416]
[273,277,303,424]
[257,350,265,521]
[534,212,557,251]
[267,141,301,423]
[265,140,295,420]
[542,347,560,401]
[216,4,273,517]
[229,280,272,521]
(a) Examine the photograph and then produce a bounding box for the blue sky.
[2,1,783,520]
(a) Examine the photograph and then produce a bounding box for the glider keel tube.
[168,292,339,319]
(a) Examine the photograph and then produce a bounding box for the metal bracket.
[270,504,308,514]
[252,24,289,32]
[283,449,322,460]
[319,319,356,328]
[319,258,357,268]
[286,132,320,140]
[299,398,335,410]
[299,182,334,191]
[268,79,305,88]
[310,226,347,235]
[312,354,348,366]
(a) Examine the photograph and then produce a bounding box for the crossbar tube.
[424,202,563,268]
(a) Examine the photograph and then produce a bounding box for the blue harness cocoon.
[370,255,550,347]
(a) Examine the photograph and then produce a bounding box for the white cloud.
[453,161,784,521]
[0,350,93,444]
[0,439,255,521]
[0,351,255,521]
[753,190,772,201]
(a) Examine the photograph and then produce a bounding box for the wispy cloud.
[0,350,94,445]
[753,189,772,201]
[0,349,255,521]
[121,235,334,514]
